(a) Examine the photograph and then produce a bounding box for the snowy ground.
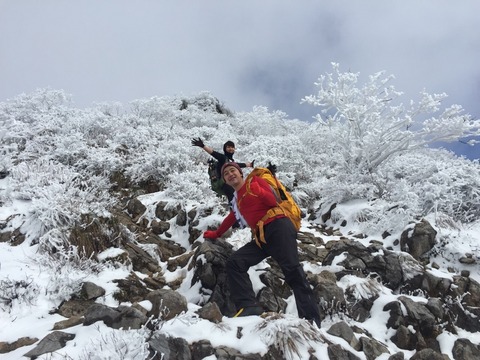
[1,188,479,359]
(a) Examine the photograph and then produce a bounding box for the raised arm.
[191,137,214,155]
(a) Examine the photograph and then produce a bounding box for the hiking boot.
[233,306,265,317]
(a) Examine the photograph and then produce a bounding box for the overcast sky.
[1,1,479,158]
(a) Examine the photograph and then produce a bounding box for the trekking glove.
[267,162,277,176]
[204,230,219,239]
[191,137,205,148]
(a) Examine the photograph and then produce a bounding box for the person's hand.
[191,137,205,148]
[204,230,219,239]
[267,162,277,176]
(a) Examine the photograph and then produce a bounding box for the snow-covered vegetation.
[1,65,479,359]
[1,66,479,243]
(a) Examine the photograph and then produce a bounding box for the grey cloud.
[1,1,479,127]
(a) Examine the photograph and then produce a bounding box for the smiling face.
[223,166,244,190]
[224,145,235,155]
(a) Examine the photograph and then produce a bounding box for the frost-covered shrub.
[125,138,194,185]
[302,63,480,174]
[299,63,480,223]
[9,160,114,244]
[34,249,104,304]
[78,327,151,360]
[1,79,479,254]
[163,166,215,202]
[0,276,40,313]
[377,149,480,223]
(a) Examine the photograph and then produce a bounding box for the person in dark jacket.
[203,162,321,327]
[191,138,254,202]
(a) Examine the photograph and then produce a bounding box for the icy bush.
[78,326,152,360]
[0,66,479,255]
[30,248,105,307]
[163,165,214,202]
[0,276,40,313]
[302,62,480,174]
[8,160,114,244]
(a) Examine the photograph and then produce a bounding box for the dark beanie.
[221,162,243,180]
[223,140,235,153]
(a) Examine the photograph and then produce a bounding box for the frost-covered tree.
[301,63,480,174]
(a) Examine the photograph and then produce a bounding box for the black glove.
[251,160,255,167]
[191,137,205,148]
[267,162,277,176]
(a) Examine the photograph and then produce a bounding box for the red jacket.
[216,176,285,236]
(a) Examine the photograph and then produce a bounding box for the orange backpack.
[241,167,302,246]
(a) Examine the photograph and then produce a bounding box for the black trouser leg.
[226,240,268,309]
[262,218,320,322]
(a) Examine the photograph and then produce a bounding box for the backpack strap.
[240,175,287,247]
[254,206,286,247]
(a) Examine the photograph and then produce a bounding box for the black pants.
[226,217,320,322]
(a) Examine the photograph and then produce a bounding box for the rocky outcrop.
[23,332,75,359]
[2,192,479,359]
[400,219,437,261]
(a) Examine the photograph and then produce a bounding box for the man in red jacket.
[203,162,321,327]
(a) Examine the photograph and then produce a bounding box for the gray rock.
[56,298,96,318]
[349,297,375,323]
[384,301,405,329]
[328,321,360,350]
[83,303,147,329]
[83,303,121,327]
[149,333,191,360]
[146,289,188,320]
[338,253,367,271]
[388,352,405,360]
[398,296,436,335]
[452,338,480,360]
[191,239,236,316]
[359,336,389,360]
[24,331,75,358]
[176,208,187,226]
[420,271,452,298]
[391,325,417,350]
[196,302,223,323]
[155,201,181,221]
[80,281,105,300]
[410,348,448,360]
[126,197,146,219]
[257,285,288,314]
[115,305,148,329]
[191,340,214,360]
[214,345,262,360]
[313,271,346,319]
[151,219,171,234]
[327,343,361,360]
[400,219,437,260]
[52,316,84,330]
[426,297,445,320]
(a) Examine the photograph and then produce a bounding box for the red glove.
[204,230,219,239]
